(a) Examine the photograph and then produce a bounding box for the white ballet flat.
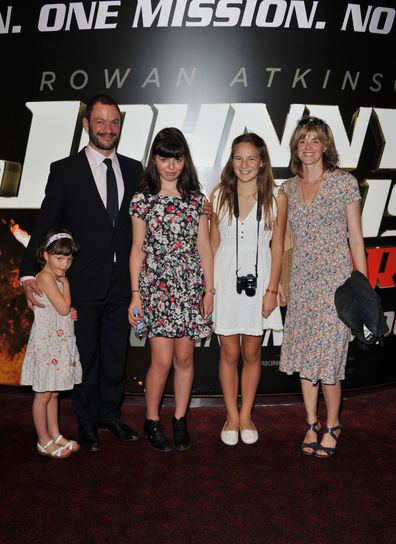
[220,421,239,446]
[240,423,259,445]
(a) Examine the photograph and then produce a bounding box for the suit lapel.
[117,154,131,219]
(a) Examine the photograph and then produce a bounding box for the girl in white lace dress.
[210,133,287,446]
[21,229,82,458]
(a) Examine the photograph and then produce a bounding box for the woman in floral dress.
[128,127,214,452]
[279,116,367,458]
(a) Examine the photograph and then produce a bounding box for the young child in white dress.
[20,228,82,458]
[210,133,287,446]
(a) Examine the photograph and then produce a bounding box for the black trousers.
[72,265,130,425]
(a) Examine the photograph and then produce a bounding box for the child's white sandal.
[37,439,70,459]
[37,439,54,455]
[54,434,80,452]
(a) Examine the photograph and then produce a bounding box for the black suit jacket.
[20,149,143,300]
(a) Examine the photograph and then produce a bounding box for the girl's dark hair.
[211,132,275,229]
[289,116,339,176]
[36,228,79,267]
[140,127,202,199]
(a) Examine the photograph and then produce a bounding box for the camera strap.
[233,190,262,280]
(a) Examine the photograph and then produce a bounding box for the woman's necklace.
[159,187,180,197]
[300,173,324,208]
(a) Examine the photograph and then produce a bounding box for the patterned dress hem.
[147,330,211,340]
[20,380,82,393]
[279,368,345,385]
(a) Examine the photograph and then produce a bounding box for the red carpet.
[1,387,396,544]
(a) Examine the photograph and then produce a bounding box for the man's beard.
[89,127,120,151]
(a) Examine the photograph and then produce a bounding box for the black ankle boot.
[144,418,171,452]
[173,416,192,451]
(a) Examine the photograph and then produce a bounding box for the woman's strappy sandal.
[54,434,80,453]
[301,421,320,456]
[315,425,342,459]
[37,439,71,459]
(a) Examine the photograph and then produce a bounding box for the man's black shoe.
[98,419,139,440]
[173,416,192,451]
[144,418,171,452]
[79,425,100,451]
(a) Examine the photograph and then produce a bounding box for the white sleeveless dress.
[212,189,283,336]
[20,280,82,392]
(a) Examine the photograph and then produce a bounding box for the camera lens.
[245,287,256,297]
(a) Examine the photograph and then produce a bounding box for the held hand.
[21,278,45,310]
[262,291,278,319]
[202,198,213,219]
[201,292,213,319]
[69,307,78,321]
[128,300,143,326]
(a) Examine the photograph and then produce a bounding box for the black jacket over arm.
[335,270,388,349]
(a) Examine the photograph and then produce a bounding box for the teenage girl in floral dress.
[128,127,213,452]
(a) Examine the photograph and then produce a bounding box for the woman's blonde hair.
[289,116,339,177]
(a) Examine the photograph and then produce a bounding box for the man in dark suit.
[20,94,143,451]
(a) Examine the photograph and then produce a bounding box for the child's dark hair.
[36,228,79,267]
[140,127,202,200]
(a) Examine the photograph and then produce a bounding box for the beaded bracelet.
[265,288,278,295]
[204,287,216,294]
[131,289,140,293]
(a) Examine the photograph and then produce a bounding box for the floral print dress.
[20,280,82,392]
[130,192,213,339]
[279,170,361,384]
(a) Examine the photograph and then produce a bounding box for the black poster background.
[1,0,395,394]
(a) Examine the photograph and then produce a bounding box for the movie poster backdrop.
[1,1,395,394]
